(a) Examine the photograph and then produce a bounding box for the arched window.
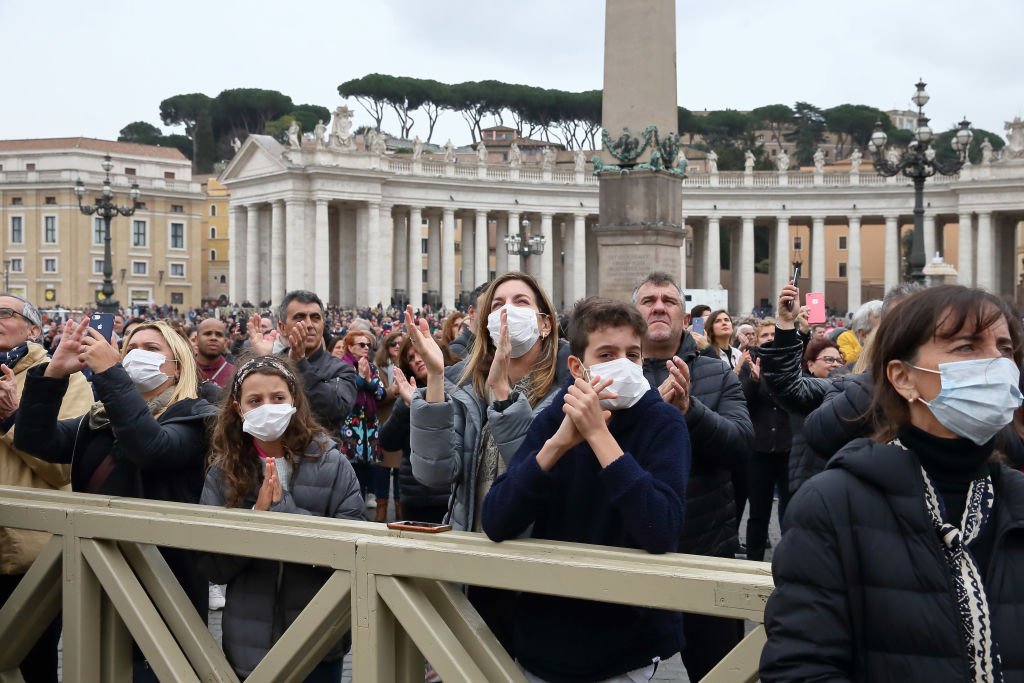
[220,275,226,284]
[210,227,216,239]
[210,205,217,217]
[210,249,216,261]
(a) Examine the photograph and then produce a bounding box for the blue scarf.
[0,342,29,369]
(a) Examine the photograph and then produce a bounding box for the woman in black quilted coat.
[761,284,1024,683]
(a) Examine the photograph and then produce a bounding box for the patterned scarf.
[893,438,1002,682]
[0,342,29,369]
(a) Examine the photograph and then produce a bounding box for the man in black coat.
[633,272,754,681]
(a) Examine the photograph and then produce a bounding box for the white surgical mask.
[122,349,170,392]
[912,357,1024,445]
[242,403,296,442]
[584,357,650,410]
[487,304,541,358]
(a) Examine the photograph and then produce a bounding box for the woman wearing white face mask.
[199,355,364,681]
[15,318,219,679]
[761,285,1024,683]
[406,271,567,655]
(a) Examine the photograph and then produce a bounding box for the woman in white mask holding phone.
[199,355,364,682]
[761,285,1024,683]
[15,318,219,680]
[406,271,566,655]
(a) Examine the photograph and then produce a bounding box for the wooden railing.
[0,487,773,682]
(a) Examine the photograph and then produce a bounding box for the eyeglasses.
[0,308,33,324]
[353,342,371,349]
[388,340,403,348]
[815,356,844,365]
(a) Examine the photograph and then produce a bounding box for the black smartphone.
[240,316,248,335]
[88,313,115,342]
[785,264,802,311]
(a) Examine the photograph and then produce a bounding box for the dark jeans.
[372,466,399,501]
[467,585,517,659]
[0,572,60,683]
[352,461,372,498]
[681,613,745,681]
[745,451,791,562]
[302,658,344,683]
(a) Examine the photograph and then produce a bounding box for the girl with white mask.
[199,355,364,681]
[406,271,566,656]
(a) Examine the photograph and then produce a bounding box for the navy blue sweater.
[482,388,690,682]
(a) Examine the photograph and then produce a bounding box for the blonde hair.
[124,321,199,415]
[461,272,559,406]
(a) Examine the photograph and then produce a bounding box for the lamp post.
[503,217,546,264]
[869,80,972,284]
[75,154,141,313]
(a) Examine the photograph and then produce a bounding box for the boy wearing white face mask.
[482,298,690,683]
[199,355,364,681]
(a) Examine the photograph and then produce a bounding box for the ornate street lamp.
[504,218,546,260]
[75,154,141,312]
[869,80,972,283]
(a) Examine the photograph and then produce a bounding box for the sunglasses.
[388,340,402,348]
[353,342,371,349]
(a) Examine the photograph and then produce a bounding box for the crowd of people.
[2,268,1024,682]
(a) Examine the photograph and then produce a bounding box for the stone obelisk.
[596,0,685,302]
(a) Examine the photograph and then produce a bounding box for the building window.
[10,216,23,244]
[220,275,226,284]
[10,197,21,206]
[421,238,428,254]
[170,222,185,249]
[169,263,185,278]
[165,172,176,181]
[45,196,56,205]
[838,262,847,278]
[124,167,136,176]
[93,259,104,274]
[43,258,57,273]
[209,249,217,261]
[43,216,57,244]
[793,236,802,251]
[170,292,184,304]
[136,202,147,210]
[210,205,217,217]
[25,163,35,171]
[838,235,848,250]
[93,217,104,245]
[132,220,147,248]
[132,261,148,276]
[171,204,184,213]
[209,227,216,239]
[9,258,23,273]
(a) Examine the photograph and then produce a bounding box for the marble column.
[338,209,357,308]
[270,200,285,305]
[495,214,509,276]
[427,213,441,298]
[408,207,423,310]
[245,204,260,304]
[572,214,587,305]
[285,198,305,293]
[773,216,790,300]
[923,213,937,263]
[957,212,973,286]
[811,216,826,294]
[976,212,994,291]
[229,205,245,303]
[539,212,555,295]
[393,210,408,294]
[373,204,394,307]
[355,204,370,305]
[506,211,521,273]
[442,207,456,309]
[460,212,475,298]
[884,216,900,291]
[705,216,721,289]
[314,200,330,300]
[847,215,862,313]
[739,217,755,315]
[474,210,488,288]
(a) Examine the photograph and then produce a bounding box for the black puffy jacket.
[643,332,753,557]
[761,438,1024,682]
[380,399,450,516]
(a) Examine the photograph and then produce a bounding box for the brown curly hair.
[207,355,328,508]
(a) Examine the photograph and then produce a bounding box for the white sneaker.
[209,583,226,611]
[365,493,377,509]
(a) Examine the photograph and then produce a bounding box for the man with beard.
[195,318,234,389]
[632,272,753,681]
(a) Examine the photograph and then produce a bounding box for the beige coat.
[0,343,93,574]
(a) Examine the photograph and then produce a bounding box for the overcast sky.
[3,0,1021,146]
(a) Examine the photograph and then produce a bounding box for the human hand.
[657,356,690,414]
[358,357,371,381]
[735,349,751,375]
[253,458,283,511]
[286,324,308,362]
[0,365,19,420]
[79,327,122,375]
[486,309,512,401]
[796,305,811,334]
[549,413,584,453]
[404,306,444,378]
[392,367,417,406]
[563,376,612,440]
[248,315,273,355]
[750,357,762,381]
[45,318,90,378]
[777,284,799,329]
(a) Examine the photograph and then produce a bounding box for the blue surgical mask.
[911,357,1024,445]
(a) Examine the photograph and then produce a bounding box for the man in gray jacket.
[633,272,754,682]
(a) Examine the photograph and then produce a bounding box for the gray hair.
[630,272,683,307]
[276,290,324,323]
[0,293,41,327]
[882,282,925,318]
[851,300,883,335]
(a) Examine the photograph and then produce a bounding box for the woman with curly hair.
[199,355,363,682]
